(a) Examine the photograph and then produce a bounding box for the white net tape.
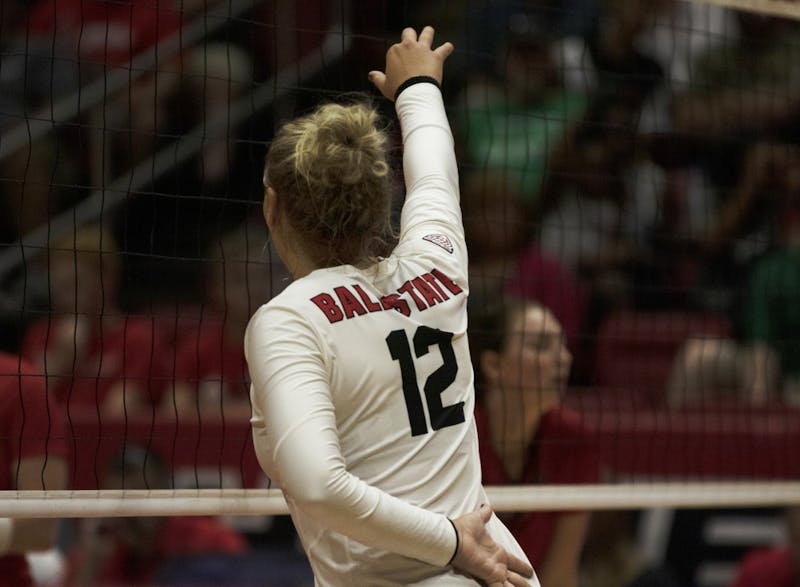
[1,482,798,518]
[687,0,800,20]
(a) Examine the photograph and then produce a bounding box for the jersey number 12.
[386,326,465,436]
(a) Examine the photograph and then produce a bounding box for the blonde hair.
[264,101,394,267]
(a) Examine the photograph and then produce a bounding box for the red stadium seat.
[592,310,733,405]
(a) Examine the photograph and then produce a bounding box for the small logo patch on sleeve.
[422,233,454,254]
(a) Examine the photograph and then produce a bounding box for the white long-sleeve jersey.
[245,82,538,587]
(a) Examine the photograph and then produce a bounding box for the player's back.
[263,238,488,584]
[299,243,477,495]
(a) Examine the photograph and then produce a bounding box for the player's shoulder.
[248,271,339,332]
[249,286,303,328]
[245,295,319,363]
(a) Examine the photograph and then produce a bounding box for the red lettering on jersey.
[398,281,428,311]
[310,293,344,323]
[430,268,463,295]
[380,293,411,316]
[411,276,444,307]
[334,286,368,319]
[352,284,382,313]
[422,272,450,300]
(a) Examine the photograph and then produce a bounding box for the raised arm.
[370,27,464,250]
[369,26,453,105]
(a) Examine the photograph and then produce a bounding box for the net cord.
[0,483,797,518]
[684,0,800,20]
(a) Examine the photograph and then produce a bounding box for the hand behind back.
[451,504,535,587]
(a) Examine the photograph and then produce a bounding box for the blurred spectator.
[461,167,586,358]
[627,3,739,305]
[20,224,170,415]
[1,0,257,357]
[663,12,800,279]
[469,298,601,587]
[534,97,666,324]
[381,1,600,98]
[24,0,183,78]
[664,337,752,409]
[740,155,800,405]
[0,352,67,587]
[730,506,800,587]
[111,34,256,311]
[610,2,737,300]
[633,1,738,134]
[0,0,82,243]
[666,145,800,408]
[184,42,254,186]
[456,11,589,205]
[585,0,664,112]
[671,12,800,145]
[580,510,685,587]
[703,143,800,264]
[65,445,248,586]
[24,0,184,183]
[17,0,254,222]
[165,221,290,416]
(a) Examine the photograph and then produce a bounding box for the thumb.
[368,71,388,97]
[479,503,493,523]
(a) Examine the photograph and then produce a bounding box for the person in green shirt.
[745,236,800,405]
[456,26,588,205]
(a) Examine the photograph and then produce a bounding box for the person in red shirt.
[469,297,601,587]
[461,168,586,353]
[0,352,67,587]
[21,224,170,414]
[25,0,184,169]
[25,0,182,69]
[166,221,290,417]
[730,506,800,587]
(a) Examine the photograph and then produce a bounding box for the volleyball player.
[245,26,537,586]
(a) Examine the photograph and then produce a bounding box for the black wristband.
[394,75,441,101]
[446,518,460,566]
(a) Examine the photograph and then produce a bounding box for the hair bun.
[264,100,394,266]
[291,103,389,189]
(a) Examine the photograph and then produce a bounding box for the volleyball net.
[1,0,800,559]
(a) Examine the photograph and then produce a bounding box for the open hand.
[368,26,454,101]
[451,504,535,587]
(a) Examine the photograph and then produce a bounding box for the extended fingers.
[401,27,417,44]
[507,570,533,587]
[506,553,533,578]
[418,25,434,47]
